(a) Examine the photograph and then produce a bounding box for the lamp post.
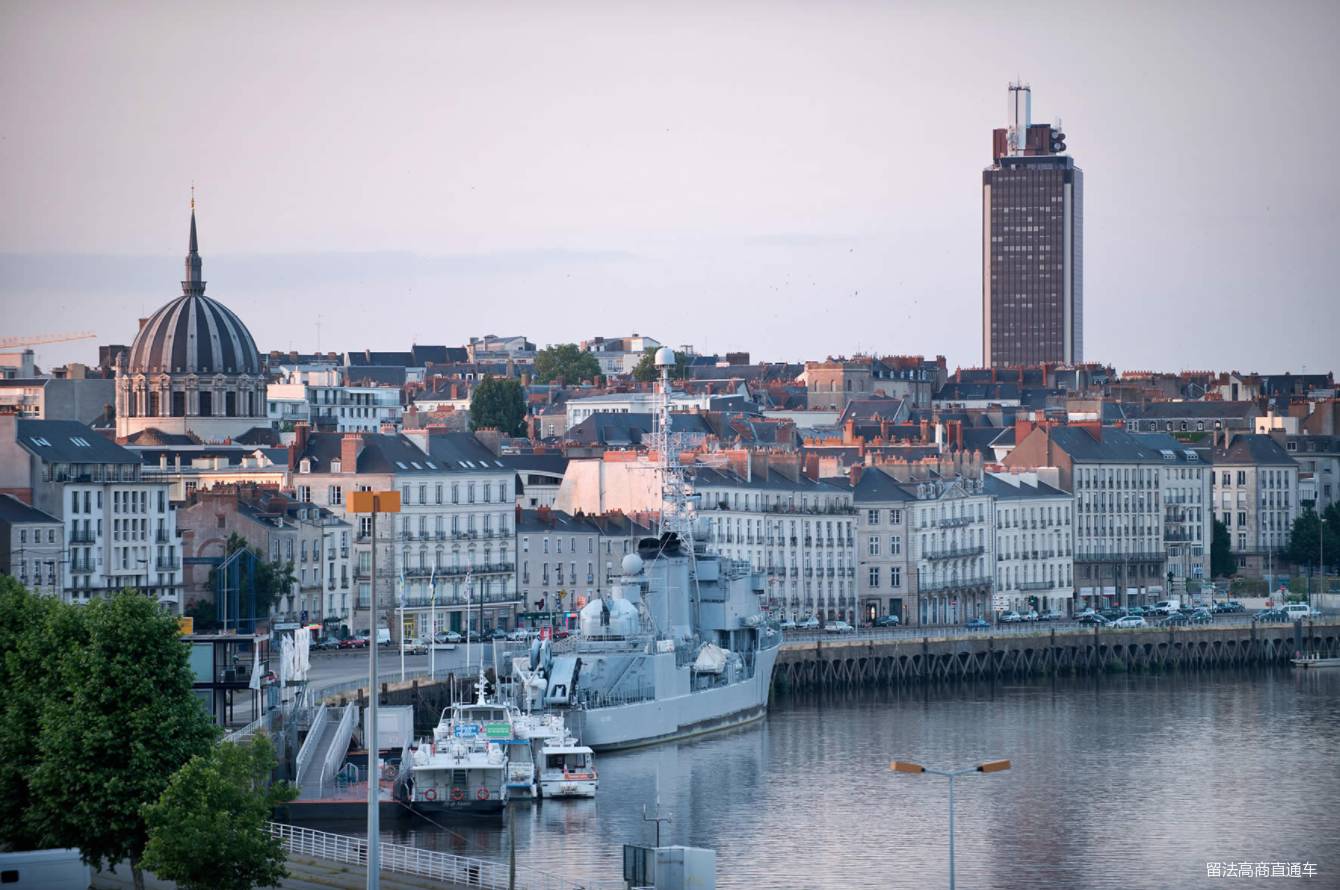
[349,490,401,890]
[890,759,1011,890]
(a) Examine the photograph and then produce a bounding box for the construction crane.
[0,331,98,350]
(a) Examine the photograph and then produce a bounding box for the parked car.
[1254,608,1288,623]
[313,638,341,651]
[1189,609,1214,624]
[799,616,821,630]
[1158,612,1190,627]
[1022,610,1040,622]
[1112,615,1147,628]
[1075,607,1097,619]
[1077,614,1108,627]
[1099,608,1125,622]
[1125,606,1146,618]
[779,618,797,630]
[873,615,901,627]
[506,628,534,642]
[824,620,855,634]
[553,628,571,640]
[1213,600,1246,614]
[964,617,991,630]
[1283,603,1319,622]
[407,639,428,655]
[489,628,508,641]
[338,636,367,649]
[999,611,1023,623]
[437,630,464,644]
[1038,609,1065,622]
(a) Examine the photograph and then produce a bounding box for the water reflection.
[370,667,1339,888]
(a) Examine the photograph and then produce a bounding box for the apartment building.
[1211,435,1299,575]
[515,509,653,621]
[855,467,995,626]
[0,415,182,608]
[1005,423,1167,609]
[176,485,353,633]
[985,472,1073,615]
[290,424,518,637]
[0,494,64,599]
[694,457,855,623]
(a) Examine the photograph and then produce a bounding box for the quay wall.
[773,619,1340,690]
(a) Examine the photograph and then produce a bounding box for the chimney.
[849,464,864,487]
[341,433,363,472]
[954,420,963,451]
[294,422,310,460]
[919,419,930,443]
[844,418,856,443]
[1015,417,1035,444]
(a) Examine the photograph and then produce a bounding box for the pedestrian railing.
[222,709,277,745]
[294,704,328,786]
[318,703,357,798]
[266,821,623,890]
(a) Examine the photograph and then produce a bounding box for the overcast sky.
[2,0,1337,375]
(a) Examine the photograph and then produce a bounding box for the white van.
[1282,603,1316,622]
[0,849,90,889]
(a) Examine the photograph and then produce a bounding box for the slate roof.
[497,453,570,475]
[0,494,61,524]
[1212,434,1298,467]
[565,412,712,447]
[1040,426,1171,463]
[16,420,138,464]
[1128,401,1258,420]
[982,475,1069,500]
[852,467,918,503]
[693,466,850,494]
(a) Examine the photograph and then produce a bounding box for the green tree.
[533,343,600,384]
[469,375,527,436]
[1285,507,1339,568]
[631,346,690,383]
[184,597,220,631]
[29,592,217,890]
[0,577,85,851]
[1210,518,1236,578]
[141,736,295,890]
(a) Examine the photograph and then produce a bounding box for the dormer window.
[299,458,311,474]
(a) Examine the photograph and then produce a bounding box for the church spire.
[182,189,205,297]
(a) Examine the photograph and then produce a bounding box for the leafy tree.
[469,375,527,436]
[28,592,217,890]
[533,343,600,384]
[184,597,220,631]
[1285,507,1340,569]
[141,736,295,890]
[0,577,85,851]
[631,346,690,383]
[1210,518,1236,578]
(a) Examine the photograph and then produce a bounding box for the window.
[298,485,311,503]
[1238,512,1247,528]
[890,535,901,555]
[868,567,880,588]
[329,485,343,505]
[890,566,901,587]
[868,537,880,557]
[867,509,880,525]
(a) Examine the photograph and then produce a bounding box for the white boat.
[506,711,569,801]
[402,679,512,816]
[537,736,598,798]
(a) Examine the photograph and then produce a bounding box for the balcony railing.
[924,545,985,561]
[156,557,181,571]
[69,530,96,544]
[935,516,975,529]
[1075,550,1166,563]
[918,576,993,595]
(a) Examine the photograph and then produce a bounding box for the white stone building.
[0,416,183,609]
[292,426,519,637]
[694,458,855,623]
[0,494,65,599]
[985,472,1074,615]
[1211,434,1299,575]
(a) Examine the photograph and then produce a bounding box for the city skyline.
[2,1,1338,374]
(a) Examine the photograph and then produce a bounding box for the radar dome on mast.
[654,347,676,369]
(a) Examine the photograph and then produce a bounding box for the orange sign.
[178,616,194,635]
[348,490,402,514]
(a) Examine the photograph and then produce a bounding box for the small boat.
[402,675,512,816]
[507,711,569,801]
[537,735,598,799]
[1291,655,1340,669]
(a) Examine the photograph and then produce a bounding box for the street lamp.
[890,759,1012,890]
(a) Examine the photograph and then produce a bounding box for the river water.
[380,668,1340,889]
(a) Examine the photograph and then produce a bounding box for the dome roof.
[126,208,262,376]
[128,293,262,375]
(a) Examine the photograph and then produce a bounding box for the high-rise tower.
[982,83,1083,369]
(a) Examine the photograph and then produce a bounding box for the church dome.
[126,209,261,376]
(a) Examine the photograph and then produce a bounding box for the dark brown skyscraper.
[982,83,1083,369]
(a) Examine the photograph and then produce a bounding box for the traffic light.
[1028,595,1040,610]
[1049,127,1066,153]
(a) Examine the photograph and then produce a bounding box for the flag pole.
[398,567,406,683]
[429,566,437,681]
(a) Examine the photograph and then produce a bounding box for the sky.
[1,0,1337,375]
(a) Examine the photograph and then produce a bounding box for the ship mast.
[651,347,701,632]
